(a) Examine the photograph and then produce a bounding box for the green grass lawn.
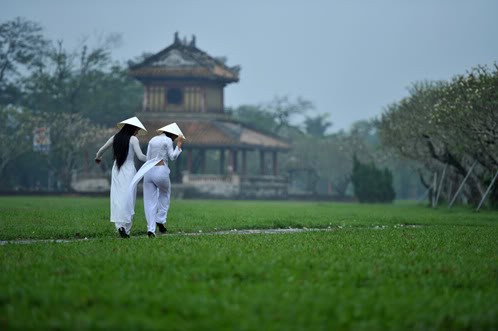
[0,196,496,240]
[0,197,497,330]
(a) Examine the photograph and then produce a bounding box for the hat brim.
[157,130,187,140]
[156,123,186,139]
[117,117,147,136]
[117,123,147,136]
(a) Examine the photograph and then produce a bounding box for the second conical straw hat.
[157,122,186,139]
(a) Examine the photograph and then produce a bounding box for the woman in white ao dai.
[95,117,147,238]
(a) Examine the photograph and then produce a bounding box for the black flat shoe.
[118,227,130,239]
[147,231,156,238]
[156,223,167,233]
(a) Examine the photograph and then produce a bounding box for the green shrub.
[352,155,395,203]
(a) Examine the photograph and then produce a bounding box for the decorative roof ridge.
[130,32,240,76]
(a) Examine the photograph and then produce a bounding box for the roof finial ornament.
[189,34,196,48]
[174,31,180,44]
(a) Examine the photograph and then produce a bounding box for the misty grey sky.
[2,0,497,132]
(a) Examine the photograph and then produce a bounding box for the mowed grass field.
[0,197,497,330]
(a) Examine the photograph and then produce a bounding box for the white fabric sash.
[125,158,162,217]
[131,158,163,189]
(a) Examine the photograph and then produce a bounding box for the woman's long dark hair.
[164,132,178,141]
[113,124,137,170]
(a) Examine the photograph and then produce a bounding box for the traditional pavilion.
[128,33,291,198]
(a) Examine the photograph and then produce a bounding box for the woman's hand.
[177,135,185,148]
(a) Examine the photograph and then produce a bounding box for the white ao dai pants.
[143,165,171,233]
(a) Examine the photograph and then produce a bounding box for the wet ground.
[0,224,423,245]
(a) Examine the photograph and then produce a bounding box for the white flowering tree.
[433,65,498,171]
[378,65,498,205]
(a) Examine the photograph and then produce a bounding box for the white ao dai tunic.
[95,135,147,224]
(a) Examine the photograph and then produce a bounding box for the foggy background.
[2,0,497,132]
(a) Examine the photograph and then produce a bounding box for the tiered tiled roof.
[139,118,290,151]
[129,33,240,83]
[129,33,289,151]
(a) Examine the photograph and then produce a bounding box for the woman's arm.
[145,141,152,161]
[166,137,182,161]
[95,136,114,164]
[130,136,147,162]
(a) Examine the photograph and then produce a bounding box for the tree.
[23,39,112,114]
[304,113,332,137]
[0,20,143,191]
[0,17,49,105]
[433,65,498,171]
[21,35,141,126]
[77,64,142,126]
[351,155,395,203]
[377,65,498,206]
[34,112,104,191]
[265,95,314,135]
[229,95,315,138]
[127,52,154,68]
[228,104,278,133]
[0,105,41,186]
[285,121,375,197]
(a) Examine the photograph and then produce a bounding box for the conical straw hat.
[117,116,147,136]
[157,122,186,140]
